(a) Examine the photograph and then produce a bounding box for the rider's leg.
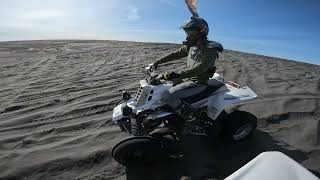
[164,81,207,135]
[161,81,207,119]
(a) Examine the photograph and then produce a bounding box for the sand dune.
[0,40,319,180]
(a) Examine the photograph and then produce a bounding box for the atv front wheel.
[222,110,257,142]
[112,136,166,167]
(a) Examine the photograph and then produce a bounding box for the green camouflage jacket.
[155,41,223,84]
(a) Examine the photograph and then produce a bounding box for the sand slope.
[0,40,319,180]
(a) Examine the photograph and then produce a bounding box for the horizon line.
[0,38,318,66]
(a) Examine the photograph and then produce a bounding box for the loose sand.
[0,40,319,180]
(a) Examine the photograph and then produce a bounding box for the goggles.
[184,29,199,36]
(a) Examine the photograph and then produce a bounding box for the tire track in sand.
[3,56,56,109]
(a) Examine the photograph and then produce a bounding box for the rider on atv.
[152,17,223,121]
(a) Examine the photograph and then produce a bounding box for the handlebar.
[145,63,156,76]
[145,64,166,85]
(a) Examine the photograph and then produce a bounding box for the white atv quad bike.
[111,64,258,167]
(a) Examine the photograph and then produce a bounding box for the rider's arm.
[179,48,217,79]
[154,46,188,66]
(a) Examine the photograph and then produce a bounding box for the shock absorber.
[131,118,140,136]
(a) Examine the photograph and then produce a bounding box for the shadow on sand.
[126,130,314,180]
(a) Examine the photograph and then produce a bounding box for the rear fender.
[207,86,257,120]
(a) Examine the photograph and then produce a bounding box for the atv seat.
[207,77,225,88]
[181,80,224,104]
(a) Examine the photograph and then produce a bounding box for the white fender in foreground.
[225,151,319,180]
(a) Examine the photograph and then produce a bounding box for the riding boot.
[174,101,198,136]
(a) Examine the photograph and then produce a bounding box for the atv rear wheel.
[221,110,257,142]
[112,136,166,167]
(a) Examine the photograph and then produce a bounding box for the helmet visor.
[184,29,199,36]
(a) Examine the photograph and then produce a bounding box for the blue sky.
[0,0,319,65]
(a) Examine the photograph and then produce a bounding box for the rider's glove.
[146,63,158,75]
[163,71,180,80]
